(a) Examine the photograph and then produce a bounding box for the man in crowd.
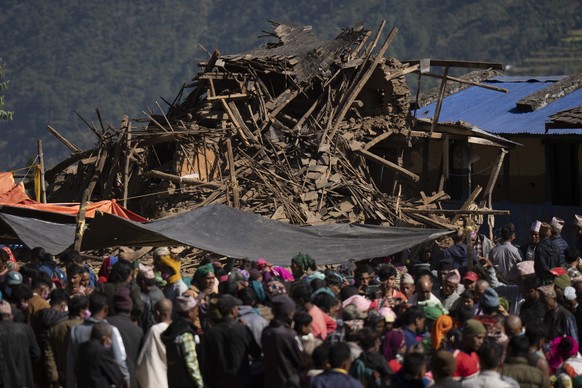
[106,287,143,388]
[521,221,541,261]
[551,217,569,263]
[540,285,578,344]
[137,298,173,388]
[0,299,40,387]
[67,291,130,387]
[489,223,523,283]
[161,295,203,388]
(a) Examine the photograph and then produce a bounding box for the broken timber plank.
[418,71,508,94]
[401,208,510,215]
[226,138,240,208]
[479,148,507,208]
[363,130,393,150]
[146,170,225,190]
[47,125,82,153]
[451,185,483,224]
[352,146,419,182]
[207,93,247,101]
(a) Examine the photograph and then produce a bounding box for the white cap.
[551,217,565,233]
[530,220,541,232]
[564,286,577,301]
[574,215,582,228]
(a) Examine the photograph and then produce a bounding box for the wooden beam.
[122,123,132,208]
[47,125,82,153]
[226,138,240,208]
[430,66,449,135]
[353,146,420,182]
[402,59,504,70]
[451,185,483,224]
[406,212,457,230]
[207,93,247,101]
[480,148,507,208]
[363,131,393,150]
[74,144,108,251]
[145,170,225,190]
[401,208,510,215]
[37,139,47,203]
[103,116,129,198]
[418,71,508,93]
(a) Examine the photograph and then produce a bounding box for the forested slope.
[1,0,580,170]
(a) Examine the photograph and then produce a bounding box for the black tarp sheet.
[0,205,452,264]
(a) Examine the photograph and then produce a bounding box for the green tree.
[0,60,13,121]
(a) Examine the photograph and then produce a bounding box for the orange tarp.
[0,172,31,204]
[0,172,148,222]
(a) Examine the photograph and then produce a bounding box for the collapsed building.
[42,21,516,235]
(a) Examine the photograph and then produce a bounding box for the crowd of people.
[1,214,582,387]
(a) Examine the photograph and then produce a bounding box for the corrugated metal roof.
[415,77,582,135]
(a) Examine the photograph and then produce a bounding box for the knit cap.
[462,319,486,338]
[480,288,499,309]
[554,274,572,291]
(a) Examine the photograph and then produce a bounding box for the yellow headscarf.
[159,255,182,284]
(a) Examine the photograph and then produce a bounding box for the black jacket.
[262,320,303,388]
[161,317,201,388]
[0,320,41,388]
[200,318,261,388]
[107,312,143,388]
[534,237,560,282]
[76,339,124,388]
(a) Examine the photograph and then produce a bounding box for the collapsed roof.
[41,21,512,239]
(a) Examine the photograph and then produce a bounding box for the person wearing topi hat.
[521,220,541,261]
[550,216,568,263]
[438,269,461,311]
[160,295,203,388]
[538,284,579,344]
[535,222,562,284]
[400,273,415,300]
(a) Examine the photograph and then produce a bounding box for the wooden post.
[37,139,47,203]
[73,144,108,251]
[122,121,132,208]
[226,138,240,208]
[480,148,507,208]
[73,189,90,252]
[429,66,449,135]
[465,218,474,270]
[103,116,129,198]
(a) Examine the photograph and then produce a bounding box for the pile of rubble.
[42,21,509,230]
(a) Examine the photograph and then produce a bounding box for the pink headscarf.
[342,295,371,313]
[548,336,579,374]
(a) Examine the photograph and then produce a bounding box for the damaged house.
[416,72,582,240]
[40,21,515,239]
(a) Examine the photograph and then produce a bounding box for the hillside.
[1,0,581,170]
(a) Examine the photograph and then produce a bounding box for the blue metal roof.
[415,77,582,135]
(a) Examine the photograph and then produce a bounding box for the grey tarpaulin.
[83,204,451,265]
[0,213,76,255]
[0,205,451,263]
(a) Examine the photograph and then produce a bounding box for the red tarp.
[0,172,148,222]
